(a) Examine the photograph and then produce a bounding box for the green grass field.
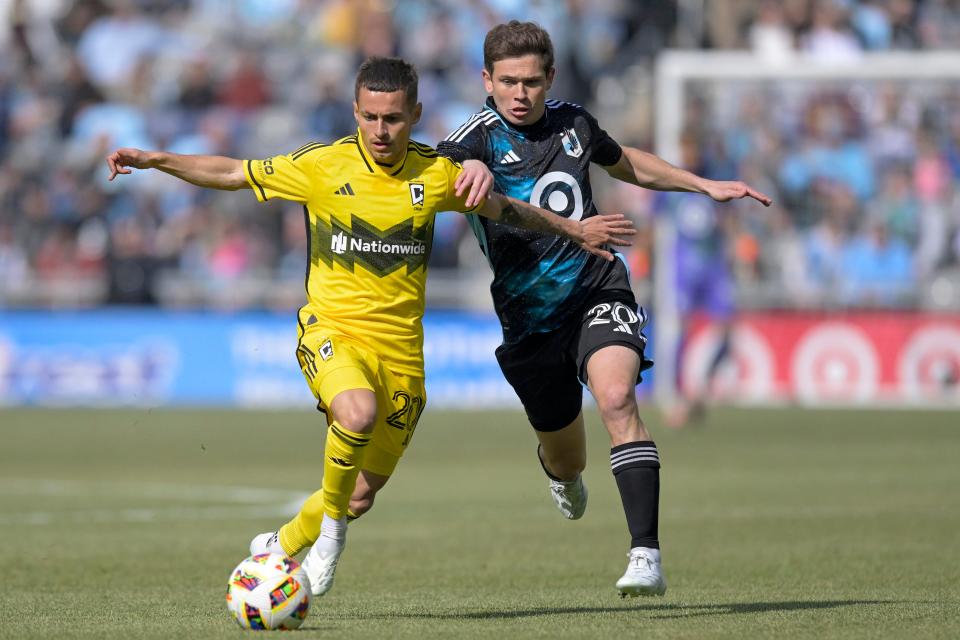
[1,407,958,639]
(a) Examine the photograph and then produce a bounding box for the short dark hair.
[354,56,418,108]
[483,21,554,75]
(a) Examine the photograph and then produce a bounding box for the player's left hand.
[106,147,154,181]
[456,160,494,209]
[704,181,772,207]
[578,213,636,261]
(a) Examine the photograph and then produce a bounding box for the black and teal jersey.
[438,97,625,344]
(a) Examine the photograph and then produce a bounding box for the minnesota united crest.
[560,128,583,158]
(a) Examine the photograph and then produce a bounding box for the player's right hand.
[578,213,636,261]
[106,148,153,181]
[455,159,494,208]
[703,180,772,207]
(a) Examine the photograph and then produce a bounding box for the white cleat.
[249,531,284,556]
[616,547,667,597]
[549,475,588,520]
[538,445,588,520]
[301,537,345,597]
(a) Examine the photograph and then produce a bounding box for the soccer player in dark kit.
[107,56,635,599]
[438,21,771,597]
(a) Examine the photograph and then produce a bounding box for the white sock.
[319,514,347,543]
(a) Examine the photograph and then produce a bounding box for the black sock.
[611,441,660,549]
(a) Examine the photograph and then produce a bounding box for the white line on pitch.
[0,478,309,526]
[0,479,304,503]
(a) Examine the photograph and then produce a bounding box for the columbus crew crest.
[409,182,425,208]
[318,339,334,361]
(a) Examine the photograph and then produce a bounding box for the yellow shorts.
[296,329,426,477]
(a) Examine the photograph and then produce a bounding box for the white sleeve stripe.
[444,113,483,141]
[546,99,582,109]
[449,112,498,143]
[445,111,496,142]
[445,111,498,141]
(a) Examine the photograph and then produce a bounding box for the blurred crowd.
[678,79,959,309]
[0,0,959,310]
[619,0,960,311]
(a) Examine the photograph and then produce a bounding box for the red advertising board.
[680,312,960,406]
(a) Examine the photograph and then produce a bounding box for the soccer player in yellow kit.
[106,57,634,597]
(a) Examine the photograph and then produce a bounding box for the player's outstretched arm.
[604,145,772,207]
[477,193,635,261]
[453,160,494,209]
[106,148,249,191]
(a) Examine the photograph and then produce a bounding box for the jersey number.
[587,302,639,335]
[386,391,425,446]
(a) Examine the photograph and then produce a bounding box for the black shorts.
[495,275,653,432]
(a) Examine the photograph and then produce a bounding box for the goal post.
[652,51,960,407]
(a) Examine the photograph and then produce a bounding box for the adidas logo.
[334,183,355,196]
[500,149,521,164]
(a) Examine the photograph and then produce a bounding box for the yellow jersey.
[244,131,478,376]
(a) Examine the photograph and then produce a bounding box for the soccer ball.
[226,553,310,630]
